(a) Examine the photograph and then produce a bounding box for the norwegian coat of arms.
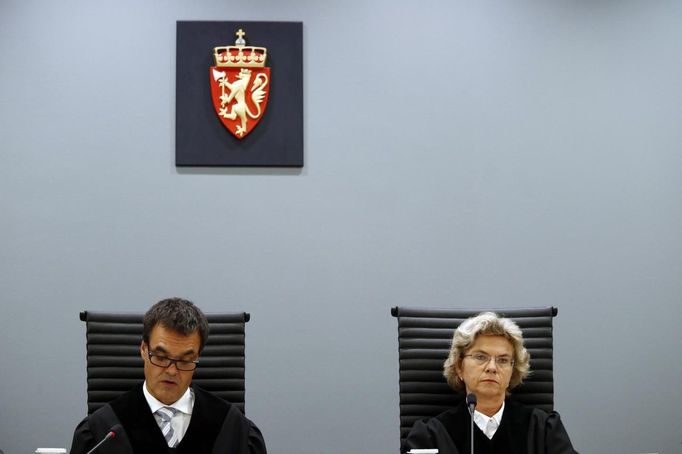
[209,29,270,139]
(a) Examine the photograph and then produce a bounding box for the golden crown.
[213,29,267,68]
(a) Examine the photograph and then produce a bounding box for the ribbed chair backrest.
[391,306,558,445]
[80,311,250,415]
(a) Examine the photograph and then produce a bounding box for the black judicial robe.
[70,384,266,454]
[404,399,578,454]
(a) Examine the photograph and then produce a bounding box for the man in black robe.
[70,298,266,454]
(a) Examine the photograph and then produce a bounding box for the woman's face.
[456,335,514,403]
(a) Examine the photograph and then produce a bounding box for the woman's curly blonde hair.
[443,312,530,394]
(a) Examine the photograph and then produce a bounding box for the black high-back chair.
[80,310,250,415]
[391,306,558,445]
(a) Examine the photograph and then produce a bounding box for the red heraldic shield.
[209,67,270,139]
[209,29,271,140]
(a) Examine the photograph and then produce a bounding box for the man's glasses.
[463,353,515,368]
[147,351,199,371]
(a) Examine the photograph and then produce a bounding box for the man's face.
[141,324,201,405]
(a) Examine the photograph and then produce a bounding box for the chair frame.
[392,306,558,445]
[80,310,250,415]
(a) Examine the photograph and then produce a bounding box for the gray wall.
[1,1,681,453]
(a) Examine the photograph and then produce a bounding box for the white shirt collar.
[142,380,194,415]
[473,400,505,438]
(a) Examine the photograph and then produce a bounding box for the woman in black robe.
[404,312,578,454]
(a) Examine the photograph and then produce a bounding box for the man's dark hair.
[142,298,210,352]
